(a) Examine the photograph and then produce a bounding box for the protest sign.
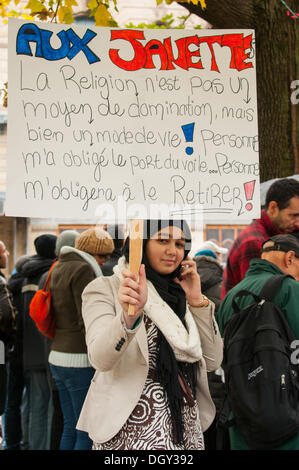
[5,19,259,222]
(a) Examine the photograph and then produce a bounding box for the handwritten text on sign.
[6,19,260,221]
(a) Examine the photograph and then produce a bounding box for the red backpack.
[29,261,58,340]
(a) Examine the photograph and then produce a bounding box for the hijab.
[123,219,198,445]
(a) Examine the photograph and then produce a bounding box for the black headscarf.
[123,220,198,445]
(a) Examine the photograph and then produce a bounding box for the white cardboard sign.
[6,19,260,222]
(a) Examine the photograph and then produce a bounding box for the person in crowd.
[0,241,16,421]
[38,230,80,289]
[194,240,228,262]
[101,225,125,276]
[49,228,114,450]
[21,234,57,450]
[222,178,299,298]
[77,219,223,450]
[193,241,228,450]
[193,240,228,312]
[44,230,80,450]
[3,255,31,450]
[217,234,299,450]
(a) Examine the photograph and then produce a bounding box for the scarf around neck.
[121,220,201,444]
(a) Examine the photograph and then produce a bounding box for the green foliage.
[125,13,202,30]
[0,0,206,26]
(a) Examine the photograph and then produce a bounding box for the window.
[204,224,248,264]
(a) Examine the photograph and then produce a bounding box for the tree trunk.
[180,0,299,182]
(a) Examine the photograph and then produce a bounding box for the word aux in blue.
[16,23,100,64]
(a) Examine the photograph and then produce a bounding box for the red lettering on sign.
[109,30,147,71]
[109,31,253,72]
[199,35,222,72]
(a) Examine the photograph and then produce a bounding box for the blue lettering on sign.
[16,23,100,64]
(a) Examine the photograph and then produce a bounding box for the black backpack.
[218,274,299,450]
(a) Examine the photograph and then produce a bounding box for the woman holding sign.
[77,220,223,450]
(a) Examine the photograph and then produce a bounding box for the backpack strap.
[232,290,261,314]
[216,397,235,450]
[258,274,293,302]
[42,260,58,291]
[231,274,293,314]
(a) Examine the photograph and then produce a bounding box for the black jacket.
[101,249,123,276]
[0,270,17,414]
[8,270,27,367]
[0,271,17,341]
[193,255,223,312]
[21,255,56,370]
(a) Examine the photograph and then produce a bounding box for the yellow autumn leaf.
[26,0,45,13]
[176,0,206,8]
[88,0,98,11]
[64,10,74,23]
[94,3,112,26]
[57,5,65,22]
[21,13,34,20]
[57,5,74,23]
[66,0,78,7]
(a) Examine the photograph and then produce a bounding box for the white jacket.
[77,257,223,443]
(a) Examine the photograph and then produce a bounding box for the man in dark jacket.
[21,234,57,450]
[3,255,31,450]
[222,178,299,298]
[0,241,16,418]
[217,234,299,450]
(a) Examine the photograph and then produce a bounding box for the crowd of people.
[0,177,299,451]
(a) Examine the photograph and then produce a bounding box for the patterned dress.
[93,316,204,450]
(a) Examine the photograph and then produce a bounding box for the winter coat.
[0,362,6,415]
[50,247,102,354]
[77,257,223,443]
[193,255,223,312]
[21,255,56,370]
[0,271,17,414]
[7,271,26,367]
[221,210,281,297]
[0,271,16,341]
[193,254,226,442]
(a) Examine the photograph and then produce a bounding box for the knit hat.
[75,228,114,256]
[195,240,228,257]
[34,234,57,259]
[56,230,80,256]
[195,249,217,259]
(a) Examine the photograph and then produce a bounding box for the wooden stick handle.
[128,219,144,316]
